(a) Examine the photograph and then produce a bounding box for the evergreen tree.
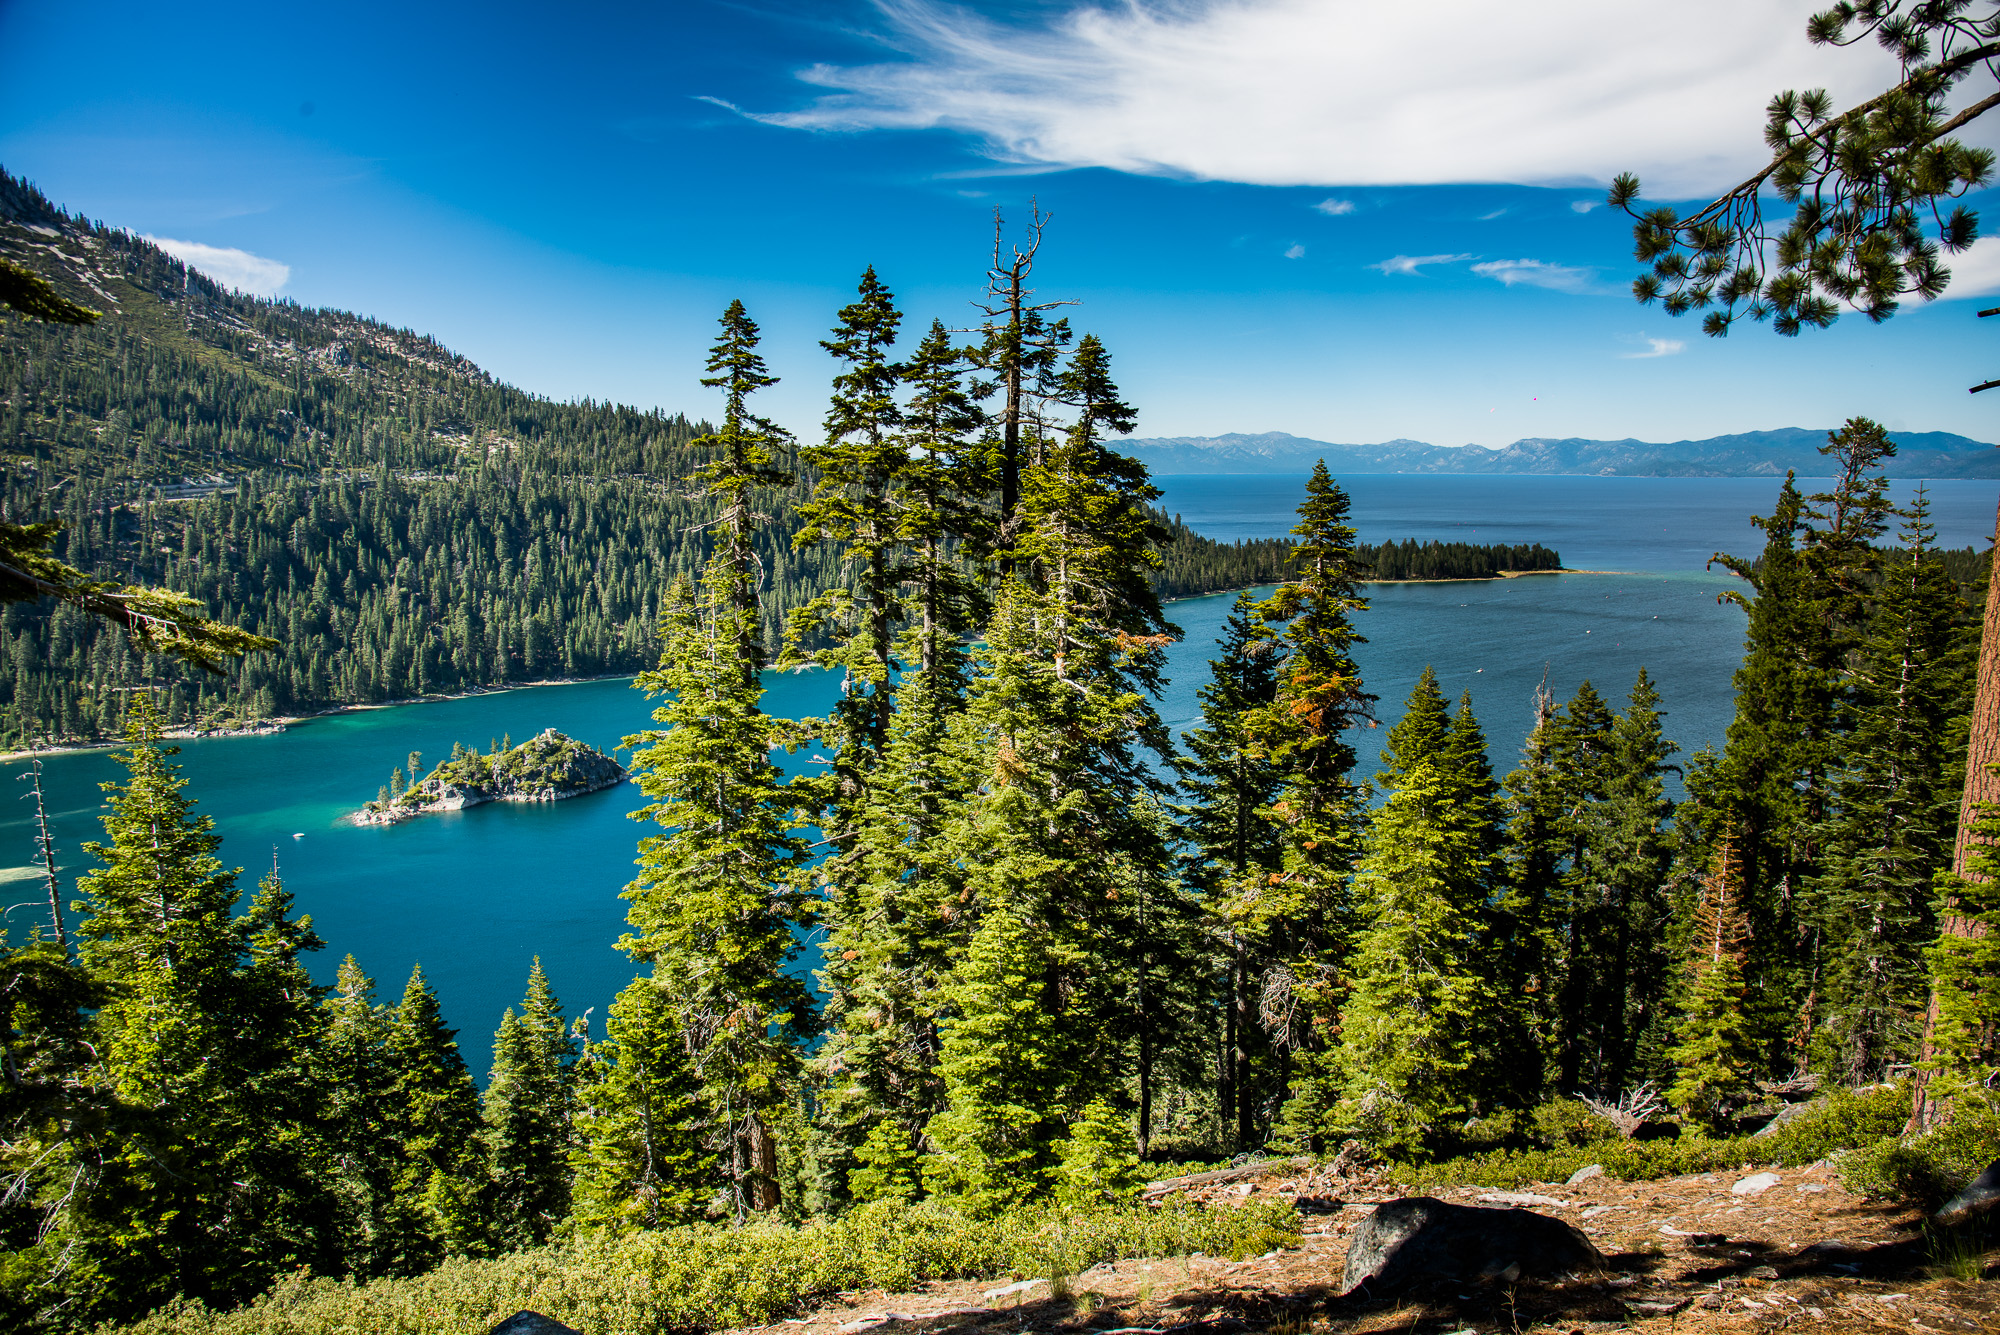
[317,956,397,1278]
[1667,843,1759,1128]
[69,699,258,1311]
[1569,671,1681,1095]
[381,965,488,1272]
[789,267,907,761]
[230,858,337,1276]
[1812,494,1977,1081]
[690,299,795,683]
[484,959,577,1249]
[1177,593,1286,1151]
[927,332,1178,1197]
[570,976,708,1229]
[1250,462,1374,1149]
[622,571,813,1218]
[1335,758,1509,1151]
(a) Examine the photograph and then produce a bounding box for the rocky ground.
[731,1161,1996,1335]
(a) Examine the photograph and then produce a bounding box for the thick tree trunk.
[1907,493,2000,1133]
[745,1113,781,1212]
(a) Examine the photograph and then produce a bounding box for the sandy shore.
[0,673,640,764]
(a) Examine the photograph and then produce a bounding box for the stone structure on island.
[353,729,624,825]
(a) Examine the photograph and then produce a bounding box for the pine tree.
[1177,592,1286,1151]
[689,299,795,682]
[484,959,577,1249]
[1334,758,1509,1151]
[1813,494,1977,1081]
[622,572,813,1218]
[1251,462,1374,1149]
[571,977,708,1229]
[1667,843,1759,1128]
[70,698,257,1310]
[231,858,337,1276]
[789,267,907,760]
[926,332,1179,1196]
[1568,671,1681,1095]
[316,955,398,1277]
[381,965,488,1272]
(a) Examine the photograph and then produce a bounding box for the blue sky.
[10,0,2000,448]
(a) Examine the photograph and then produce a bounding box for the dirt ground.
[731,1159,1998,1335]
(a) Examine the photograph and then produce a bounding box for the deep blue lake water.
[3,473,1992,1073]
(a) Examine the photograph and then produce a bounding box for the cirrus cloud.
[1370,252,1474,276]
[1621,335,1686,358]
[753,0,1908,196]
[1470,257,1606,294]
[145,236,291,296]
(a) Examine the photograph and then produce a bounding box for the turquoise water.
[4,473,1991,1068]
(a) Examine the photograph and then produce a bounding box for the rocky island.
[353,729,625,825]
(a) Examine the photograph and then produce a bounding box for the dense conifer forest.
[3,180,1998,1332]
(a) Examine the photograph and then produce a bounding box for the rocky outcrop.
[353,729,624,825]
[1340,1196,1602,1295]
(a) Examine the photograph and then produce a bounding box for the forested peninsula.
[0,172,1310,749]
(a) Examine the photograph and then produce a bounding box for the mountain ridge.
[1128,428,2000,477]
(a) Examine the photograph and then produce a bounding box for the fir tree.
[622,570,813,1218]
[571,976,708,1229]
[927,333,1179,1196]
[1251,462,1373,1149]
[1335,758,1509,1151]
[1177,592,1286,1151]
[1569,671,1681,1095]
[316,956,397,1277]
[70,698,258,1310]
[484,959,577,1249]
[1813,494,1977,1081]
[381,965,488,1272]
[1667,843,1759,1128]
[689,299,795,682]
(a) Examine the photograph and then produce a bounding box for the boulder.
[1732,1172,1781,1196]
[1935,1159,2000,1227]
[1566,1163,1605,1185]
[488,1314,582,1335]
[1340,1196,1602,1295]
[1752,1097,1825,1138]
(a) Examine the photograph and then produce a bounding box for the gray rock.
[488,1314,582,1335]
[1935,1158,2000,1227]
[1566,1163,1604,1185]
[1340,1196,1602,1295]
[1752,1096,1826,1138]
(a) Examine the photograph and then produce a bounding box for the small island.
[353,729,625,825]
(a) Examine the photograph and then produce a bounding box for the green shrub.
[1397,1083,1919,1193]
[1459,1110,1522,1149]
[1529,1099,1615,1149]
[99,1198,1299,1335]
[1839,1102,2000,1208]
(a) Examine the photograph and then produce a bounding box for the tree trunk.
[745,1112,781,1212]
[1908,493,2000,1133]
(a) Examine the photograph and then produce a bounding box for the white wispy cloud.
[1570,199,1602,213]
[1471,258,1604,294]
[1284,243,1306,259]
[1934,234,2000,299]
[1476,208,1509,221]
[1621,335,1686,358]
[1370,252,1474,276]
[146,237,290,296]
[1313,197,1355,215]
[753,0,1908,195]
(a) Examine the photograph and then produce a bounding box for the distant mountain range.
[1125,429,2000,478]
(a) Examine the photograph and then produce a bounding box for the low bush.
[1839,1101,2000,1208]
[102,1198,1299,1335]
[1397,1083,1912,1193]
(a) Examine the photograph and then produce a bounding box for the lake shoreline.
[0,672,642,765]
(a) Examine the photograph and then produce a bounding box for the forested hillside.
[0,172,1295,747]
